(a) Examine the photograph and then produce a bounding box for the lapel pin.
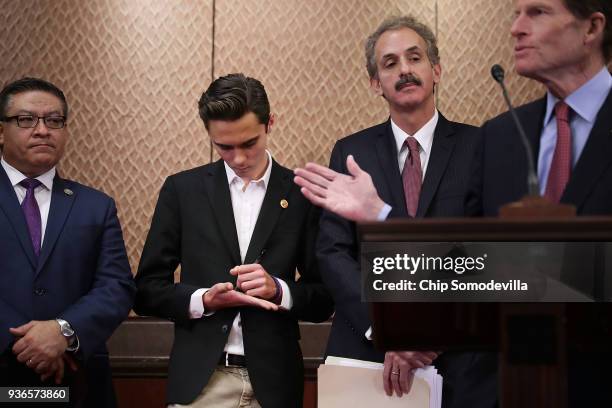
[64,188,73,196]
[280,199,288,209]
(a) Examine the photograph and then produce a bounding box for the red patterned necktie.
[544,101,572,203]
[402,137,422,217]
[20,178,42,257]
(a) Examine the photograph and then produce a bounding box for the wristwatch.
[56,318,78,352]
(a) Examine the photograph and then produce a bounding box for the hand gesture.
[202,282,279,312]
[294,155,385,222]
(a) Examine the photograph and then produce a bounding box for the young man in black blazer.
[135,73,333,408]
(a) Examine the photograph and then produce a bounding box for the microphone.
[490,64,539,196]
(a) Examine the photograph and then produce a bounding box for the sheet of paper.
[319,356,442,408]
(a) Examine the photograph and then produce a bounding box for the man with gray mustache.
[305,15,496,407]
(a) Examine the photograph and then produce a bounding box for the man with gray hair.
[296,15,497,407]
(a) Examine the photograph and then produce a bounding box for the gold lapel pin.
[64,188,74,196]
[280,199,288,209]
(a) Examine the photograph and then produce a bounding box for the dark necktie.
[402,137,422,217]
[544,101,572,203]
[19,178,42,257]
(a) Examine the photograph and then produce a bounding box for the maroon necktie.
[19,178,42,257]
[544,101,572,203]
[402,137,422,217]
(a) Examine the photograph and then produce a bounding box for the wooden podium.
[360,217,612,408]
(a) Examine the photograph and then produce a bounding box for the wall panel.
[0,0,213,270]
[437,0,545,125]
[214,0,436,167]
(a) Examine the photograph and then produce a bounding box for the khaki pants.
[168,366,261,408]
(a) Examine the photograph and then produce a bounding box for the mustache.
[395,74,422,90]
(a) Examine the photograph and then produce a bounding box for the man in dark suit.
[0,77,136,407]
[464,1,611,406]
[467,0,611,217]
[134,73,333,408]
[295,16,496,408]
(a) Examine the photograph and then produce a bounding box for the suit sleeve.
[60,197,136,361]
[465,125,485,217]
[0,299,29,353]
[316,142,371,336]
[134,177,201,324]
[284,202,334,323]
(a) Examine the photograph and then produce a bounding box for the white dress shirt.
[376,110,439,220]
[1,158,55,245]
[188,151,292,356]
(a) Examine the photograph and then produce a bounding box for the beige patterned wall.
[1,0,550,271]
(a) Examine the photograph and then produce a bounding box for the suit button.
[34,288,46,296]
[221,324,229,333]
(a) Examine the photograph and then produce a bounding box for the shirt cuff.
[365,326,373,341]
[377,204,392,221]
[189,288,214,318]
[276,278,293,310]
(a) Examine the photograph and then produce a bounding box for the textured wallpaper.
[1,0,548,272]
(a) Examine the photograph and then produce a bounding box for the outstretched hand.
[294,155,385,222]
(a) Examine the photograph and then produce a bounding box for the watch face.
[58,320,74,337]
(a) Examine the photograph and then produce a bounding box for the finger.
[55,358,65,385]
[303,162,339,181]
[9,321,35,337]
[299,186,327,208]
[236,271,264,286]
[230,264,260,276]
[64,354,79,371]
[12,337,29,355]
[35,360,48,374]
[400,370,415,395]
[295,168,332,189]
[422,351,439,361]
[391,366,402,397]
[210,282,234,294]
[16,349,33,364]
[240,277,266,292]
[237,293,279,311]
[346,155,363,177]
[383,353,394,396]
[294,177,329,199]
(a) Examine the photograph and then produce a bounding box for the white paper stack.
[318,356,442,408]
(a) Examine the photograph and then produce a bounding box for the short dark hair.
[365,15,440,79]
[198,73,270,130]
[0,77,68,119]
[563,0,611,62]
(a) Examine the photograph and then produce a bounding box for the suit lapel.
[563,90,612,209]
[244,161,292,264]
[202,161,242,265]
[0,166,37,268]
[521,98,546,168]
[36,176,76,275]
[416,114,456,217]
[513,97,546,197]
[375,121,407,216]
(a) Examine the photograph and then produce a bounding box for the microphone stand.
[490,64,575,217]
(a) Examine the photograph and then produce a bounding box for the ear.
[266,113,276,133]
[369,76,383,97]
[0,123,4,147]
[432,63,442,87]
[584,12,606,48]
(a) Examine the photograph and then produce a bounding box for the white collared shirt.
[189,150,292,356]
[391,109,438,179]
[376,110,439,220]
[1,158,55,245]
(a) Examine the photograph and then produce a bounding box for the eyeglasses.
[2,115,66,129]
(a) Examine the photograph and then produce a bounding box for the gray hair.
[365,15,440,79]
